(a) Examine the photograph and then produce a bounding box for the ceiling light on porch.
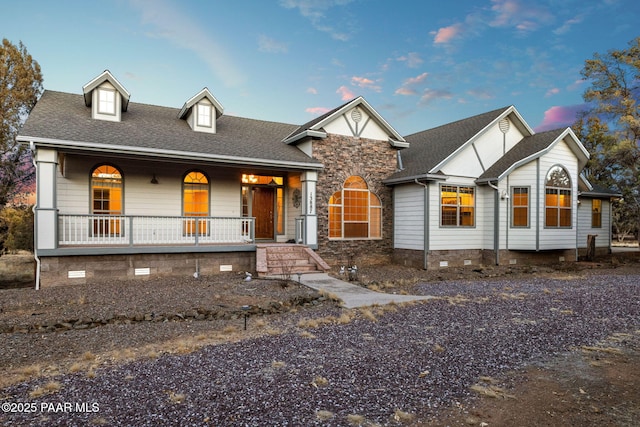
[151,174,159,184]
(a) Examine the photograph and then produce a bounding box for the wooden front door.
[253,187,275,239]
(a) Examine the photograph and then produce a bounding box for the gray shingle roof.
[478,128,565,181]
[388,106,510,181]
[19,91,321,168]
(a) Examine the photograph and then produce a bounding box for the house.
[17,71,617,288]
[385,106,619,269]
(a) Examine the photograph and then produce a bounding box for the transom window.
[440,185,475,227]
[97,88,116,115]
[511,187,529,227]
[329,176,382,239]
[197,102,212,127]
[545,166,572,228]
[183,171,209,235]
[592,199,602,228]
[91,164,123,236]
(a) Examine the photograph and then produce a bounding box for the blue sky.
[3,0,638,135]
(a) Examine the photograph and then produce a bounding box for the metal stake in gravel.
[242,305,251,330]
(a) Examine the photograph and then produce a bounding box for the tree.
[576,37,640,244]
[0,39,42,254]
[1,39,42,208]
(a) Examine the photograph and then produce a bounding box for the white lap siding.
[537,140,579,250]
[577,198,611,249]
[393,184,424,250]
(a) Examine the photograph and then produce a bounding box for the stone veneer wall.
[39,252,255,287]
[312,134,399,266]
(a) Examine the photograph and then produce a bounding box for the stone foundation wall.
[392,248,579,270]
[39,252,255,287]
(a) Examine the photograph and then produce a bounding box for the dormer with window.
[178,88,224,134]
[82,70,130,122]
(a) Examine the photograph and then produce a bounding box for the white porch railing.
[58,215,255,246]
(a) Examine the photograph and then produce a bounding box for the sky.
[2,0,639,136]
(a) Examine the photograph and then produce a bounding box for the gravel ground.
[1,269,639,426]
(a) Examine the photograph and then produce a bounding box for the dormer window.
[179,88,223,134]
[82,70,130,123]
[197,102,212,128]
[98,88,116,115]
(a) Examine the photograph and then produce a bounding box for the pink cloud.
[395,87,417,96]
[395,72,428,96]
[535,104,585,132]
[396,52,423,68]
[336,85,356,101]
[489,0,553,32]
[351,76,381,92]
[433,23,462,44]
[305,106,330,116]
[419,88,453,105]
[545,87,560,97]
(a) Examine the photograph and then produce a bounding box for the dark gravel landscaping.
[1,271,639,426]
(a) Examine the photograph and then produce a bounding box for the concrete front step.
[256,243,330,277]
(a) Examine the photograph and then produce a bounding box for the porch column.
[34,148,58,250]
[301,171,318,247]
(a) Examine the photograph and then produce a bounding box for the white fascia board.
[561,127,590,166]
[310,97,406,143]
[383,173,448,185]
[178,88,224,119]
[579,173,594,191]
[428,106,533,174]
[19,136,324,171]
[82,70,131,109]
[283,130,327,145]
[389,139,410,149]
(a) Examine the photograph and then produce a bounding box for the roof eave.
[383,173,447,185]
[283,130,327,145]
[18,136,324,171]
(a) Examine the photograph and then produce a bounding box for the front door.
[253,187,275,239]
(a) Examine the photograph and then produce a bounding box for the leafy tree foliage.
[0,39,42,254]
[0,205,33,254]
[574,37,640,243]
[0,38,43,209]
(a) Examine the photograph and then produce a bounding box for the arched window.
[545,166,572,227]
[329,176,382,239]
[183,171,209,235]
[91,164,123,235]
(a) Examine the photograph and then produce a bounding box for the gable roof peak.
[82,70,130,111]
[178,87,224,120]
[283,96,405,145]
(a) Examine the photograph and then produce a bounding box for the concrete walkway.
[298,273,434,309]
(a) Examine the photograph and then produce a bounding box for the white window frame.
[197,103,212,128]
[97,88,116,115]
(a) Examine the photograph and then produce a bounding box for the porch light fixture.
[151,174,159,184]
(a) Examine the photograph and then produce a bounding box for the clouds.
[279,0,355,41]
[129,0,246,87]
[336,85,356,101]
[433,24,463,44]
[258,35,288,53]
[395,72,428,96]
[535,104,585,131]
[432,0,558,46]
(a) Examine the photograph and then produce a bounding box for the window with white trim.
[329,176,382,239]
[97,88,116,115]
[197,103,212,127]
[440,185,475,227]
[511,187,529,227]
[545,166,572,228]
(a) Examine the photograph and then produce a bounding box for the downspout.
[414,179,429,270]
[30,141,41,290]
[487,180,500,266]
